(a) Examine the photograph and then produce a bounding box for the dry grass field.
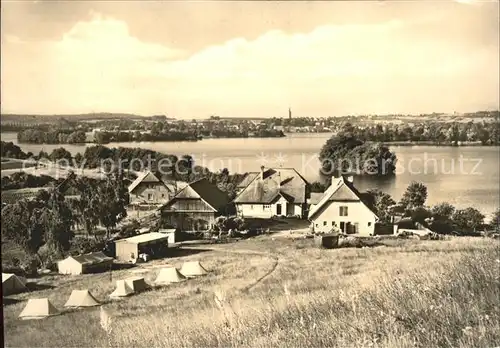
[3,235,500,348]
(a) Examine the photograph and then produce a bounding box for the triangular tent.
[18,298,60,320]
[154,267,186,285]
[64,289,100,308]
[125,277,150,293]
[109,280,134,298]
[2,273,28,296]
[180,261,208,277]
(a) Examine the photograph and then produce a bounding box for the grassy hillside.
[3,235,499,348]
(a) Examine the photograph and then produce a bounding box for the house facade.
[159,178,231,232]
[128,171,172,205]
[308,176,379,236]
[234,167,310,219]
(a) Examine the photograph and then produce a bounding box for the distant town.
[1,110,499,145]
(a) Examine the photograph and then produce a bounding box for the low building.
[114,232,170,262]
[57,252,114,275]
[233,166,310,219]
[308,176,379,236]
[159,177,231,232]
[128,171,173,206]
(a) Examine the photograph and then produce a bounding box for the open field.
[3,235,499,348]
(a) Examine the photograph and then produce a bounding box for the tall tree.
[365,189,396,223]
[400,181,428,211]
[452,207,485,233]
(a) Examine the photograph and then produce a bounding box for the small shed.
[159,228,177,244]
[114,232,169,262]
[57,252,114,275]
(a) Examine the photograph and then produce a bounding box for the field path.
[209,246,280,292]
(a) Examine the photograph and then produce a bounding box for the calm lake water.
[2,132,499,216]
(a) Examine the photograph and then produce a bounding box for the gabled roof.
[128,171,170,193]
[234,168,309,204]
[115,232,169,245]
[236,172,259,189]
[160,177,230,212]
[308,176,379,220]
[64,252,113,266]
[308,192,324,205]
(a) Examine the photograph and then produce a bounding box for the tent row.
[110,261,209,298]
[19,290,100,320]
[17,261,209,320]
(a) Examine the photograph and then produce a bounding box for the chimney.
[260,166,265,180]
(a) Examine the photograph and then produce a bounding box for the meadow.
[3,235,499,348]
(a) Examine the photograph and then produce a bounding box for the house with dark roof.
[158,177,231,232]
[308,175,379,236]
[128,171,173,206]
[233,166,310,219]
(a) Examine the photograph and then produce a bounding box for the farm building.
[308,175,379,236]
[234,166,310,219]
[128,171,173,206]
[114,232,169,262]
[159,177,231,232]
[57,252,114,275]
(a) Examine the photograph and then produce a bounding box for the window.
[323,221,327,226]
[161,194,165,198]
[368,222,372,227]
[339,206,348,216]
[332,221,335,226]
[263,205,271,209]
[315,223,318,227]
[148,193,153,200]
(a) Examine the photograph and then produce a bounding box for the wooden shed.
[57,252,114,275]
[114,232,169,262]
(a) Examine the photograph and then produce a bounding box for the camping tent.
[180,261,208,277]
[57,252,113,275]
[2,273,28,296]
[109,280,134,298]
[64,289,100,308]
[18,298,60,320]
[125,277,150,293]
[154,267,186,285]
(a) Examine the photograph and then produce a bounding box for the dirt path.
[208,246,280,292]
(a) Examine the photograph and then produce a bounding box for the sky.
[1,0,499,118]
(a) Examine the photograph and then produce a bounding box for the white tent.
[125,277,150,293]
[18,298,60,320]
[180,261,208,278]
[154,267,186,285]
[2,273,28,296]
[64,289,100,308]
[109,280,134,298]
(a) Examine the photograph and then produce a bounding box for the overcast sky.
[1,0,498,118]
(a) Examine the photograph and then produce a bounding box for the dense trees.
[319,133,397,176]
[17,129,87,144]
[1,141,29,159]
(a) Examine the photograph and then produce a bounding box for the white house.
[233,167,310,219]
[308,176,379,236]
[128,171,173,206]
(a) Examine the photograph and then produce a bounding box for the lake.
[2,132,499,217]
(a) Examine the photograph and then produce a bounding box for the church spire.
[288,107,292,120]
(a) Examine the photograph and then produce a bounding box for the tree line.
[360,181,498,235]
[1,171,129,274]
[17,129,88,144]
